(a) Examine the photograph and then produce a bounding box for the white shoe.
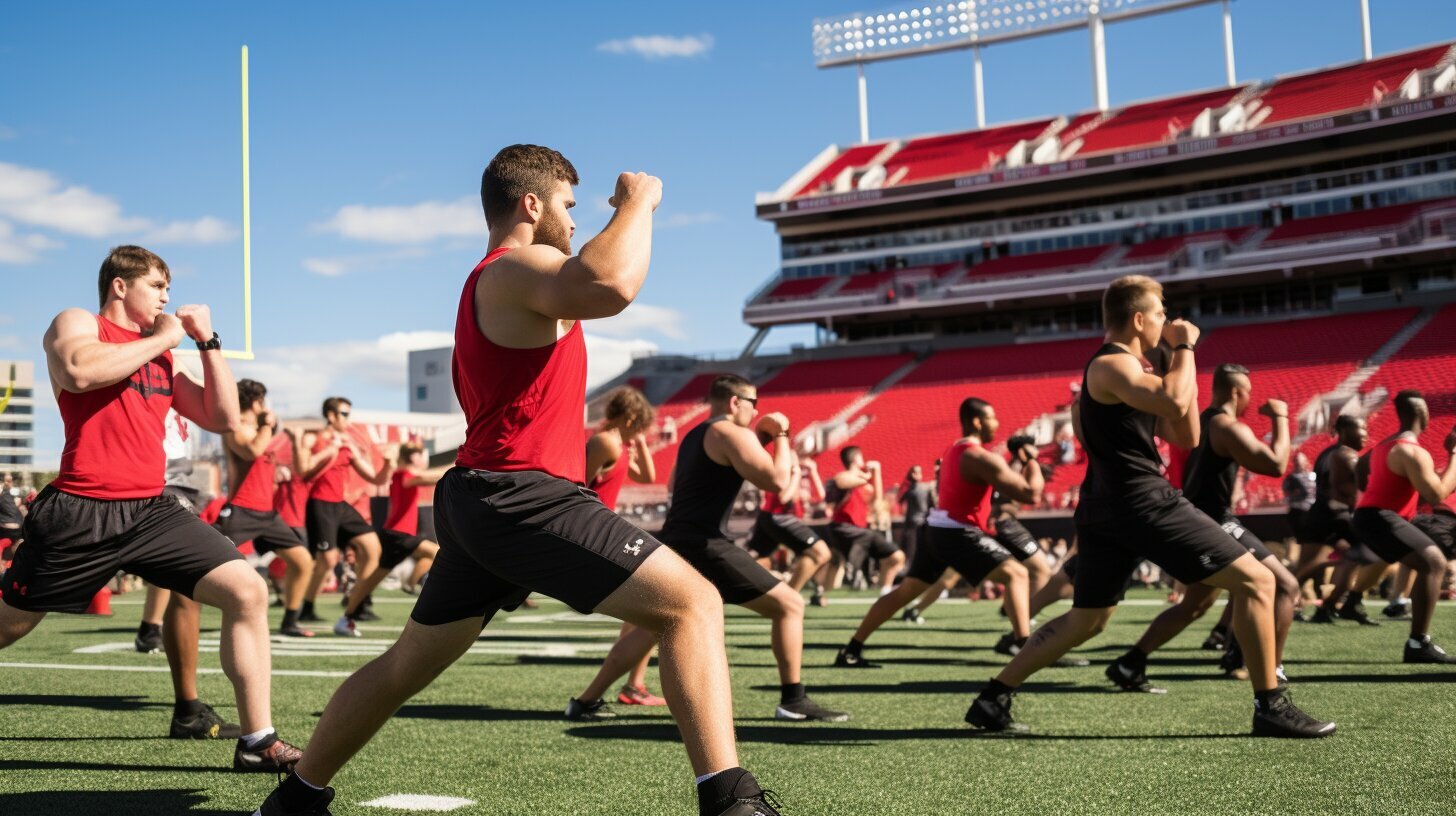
[333,616,360,638]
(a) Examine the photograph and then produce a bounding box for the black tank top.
[1075,343,1167,524]
[661,419,746,541]
[1182,407,1238,519]
[1312,442,1353,515]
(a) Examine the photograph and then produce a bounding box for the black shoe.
[775,695,849,722]
[170,701,242,740]
[809,591,827,608]
[1404,636,1456,664]
[564,698,617,721]
[1291,610,1309,623]
[1201,628,1228,651]
[901,607,924,625]
[279,623,315,638]
[965,687,1028,733]
[1218,640,1246,677]
[1336,603,1380,626]
[1382,601,1413,620]
[833,648,879,668]
[1104,659,1166,694]
[715,788,785,816]
[134,625,163,654]
[1309,606,1336,624]
[254,782,335,816]
[353,608,380,622]
[1052,656,1091,668]
[298,605,322,623]
[234,733,305,772]
[992,633,1026,657]
[1252,687,1336,738]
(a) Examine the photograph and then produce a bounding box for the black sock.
[1121,647,1148,668]
[844,638,864,656]
[301,600,315,615]
[281,609,299,628]
[1254,684,1286,705]
[279,773,327,811]
[697,768,759,815]
[137,621,160,637]
[780,682,806,704]
[173,698,205,718]
[981,677,1015,698]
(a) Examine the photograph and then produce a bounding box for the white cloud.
[588,302,687,341]
[584,334,656,389]
[144,216,238,245]
[303,257,347,277]
[0,162,149,237]
[318,197,483,244]
[301,247,431,277]
[597,34,714,60]
[0,219,61,264]
[659,211,721,229]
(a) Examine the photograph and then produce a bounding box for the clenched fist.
[175,304,214,343]
[756,412,790,439]
[150,312,187,348]
[608,172,663,213]
[1259,399,1289,420]
[1162,318,1200,349]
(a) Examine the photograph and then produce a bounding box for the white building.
[0,361,36,470]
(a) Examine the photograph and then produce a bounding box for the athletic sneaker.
[1381,600,1413,620]
[1308,606,1336,624]
[1251,688,1336,738]
[809,590,827,608]
[1104,659,1167,694]
[1201,627,1228,651]
[775,695,849,722]
[298,604,322,623]
[964,687,1028,733]
[1053,656,1092,668]
[564,698,617,721]
[1336,602,1380,626]
[354,607,381,622]
[833,648,880,668]
[992,633,1026,657]
[332,616,360,638]
[1403,636,1456,664]
[1219,640,1246,680]
[279,622,315,638]
[135,624,163,654]
[233,734,305,772]
[716,790,784,816]
[169,701,242,739]
[901,607,924,624]
[617,682,668,706]
[253,783,335,816]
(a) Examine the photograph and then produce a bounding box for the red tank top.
[53,315,175,499]
[453,248,588,483]
[1166,443,1191,489]
[276,472,309,527]
[1357,436,1421,519]
[833,478,870,527]
[589,435,632,510]
[937,438,995,531]
[230,434,281,512]
[385,469,421,534]
[762,490,792,515]
[308,432,354,503]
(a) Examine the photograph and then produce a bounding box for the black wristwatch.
[1172,342,1195,352]
[195,332,221,352]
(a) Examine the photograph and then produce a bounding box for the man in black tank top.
[967,275,1333,738]
[1105,364,1303,691]
[569,374,848,723]
[1300,416,1382,624]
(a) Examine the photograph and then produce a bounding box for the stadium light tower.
[812,0,1236,140]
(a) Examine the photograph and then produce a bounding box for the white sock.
[294,771,324,790]
[695,770,721,785]
[240,727,276,748]
[879,586,894,597]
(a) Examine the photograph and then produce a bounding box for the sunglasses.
[734,394,759,407]
[337,411,351,418]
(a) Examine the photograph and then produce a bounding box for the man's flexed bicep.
[45,308,178,393]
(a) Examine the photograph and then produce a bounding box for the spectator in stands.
[1055,424,1078,465]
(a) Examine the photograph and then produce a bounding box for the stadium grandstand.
[594,38,1456,531]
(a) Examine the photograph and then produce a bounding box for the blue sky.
[3,0,1453,466]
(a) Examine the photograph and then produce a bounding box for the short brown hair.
[322,396,351,418]
[604,386,655,434]
[98,245,170,308]
[480,144,580,229]
[709,373,753,404]
[397,441,425,466]
[1102,275,1164,329]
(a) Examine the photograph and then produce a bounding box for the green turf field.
[1,589,1453,815]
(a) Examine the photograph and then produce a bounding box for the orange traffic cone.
[84,586,113,616]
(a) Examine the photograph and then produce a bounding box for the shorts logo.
[1220,521,1244,540]
[1200,554,1214,568]
[624,539,644,557]
[219,507,232,519]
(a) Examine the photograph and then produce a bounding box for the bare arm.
[869,462,883,504]
[302,437,342,481]
[627,433,656,485]
[1089,348,1199,424]
[585,433,620,485]
[402,466,450,488]
[223,421,273,463]
[715,425,793,494]
[1394,432,1456,505]
[1328,448,1360,509]
[344,438,379,482]
[168,307,239,434]
[963,447,1044,505]
[44,308,180,393]
[804,460,826,503]
[833,470,872,491]
[1214,408,1290,478]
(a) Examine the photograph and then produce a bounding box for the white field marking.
[361,794,476,811]
[0,661,351,677]
[73,638,613,659]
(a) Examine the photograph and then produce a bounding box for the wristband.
[195,332,221,352]
[1273,414,1288,420]
[1172,342,1195,352]
[775,432,790,439]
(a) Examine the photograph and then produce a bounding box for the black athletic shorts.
[1352,508,1439,565]
[1413,512,1456,559]
[379,529,430,570]
[410,468,662,626]
[828,523,900,566]
[665,536,782,605]
[2,486,243,613]
[215,505,305,555]
[305,498,374,553]
[1212,513,1274,562]
[745,512,821,558]
[1301,506,1358,548]
[1073,487,1247,609]
[907,524,1012,585]
[994,516,1042,563]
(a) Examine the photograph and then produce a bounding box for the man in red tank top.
[333,441,442,637]
[261,146,784,816]
[216,379,316,637]
[1,245,303,771]
[296,396,384,624]
[747,440,831,593]
[822,446,904,597]
[1352,389,1456,663]
[584,386,667,707]
[833,398,1042,669]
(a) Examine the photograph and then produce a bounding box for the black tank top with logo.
[661,418,746,541]
[1182,407,1238,519]
[1075,343,1168,525]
